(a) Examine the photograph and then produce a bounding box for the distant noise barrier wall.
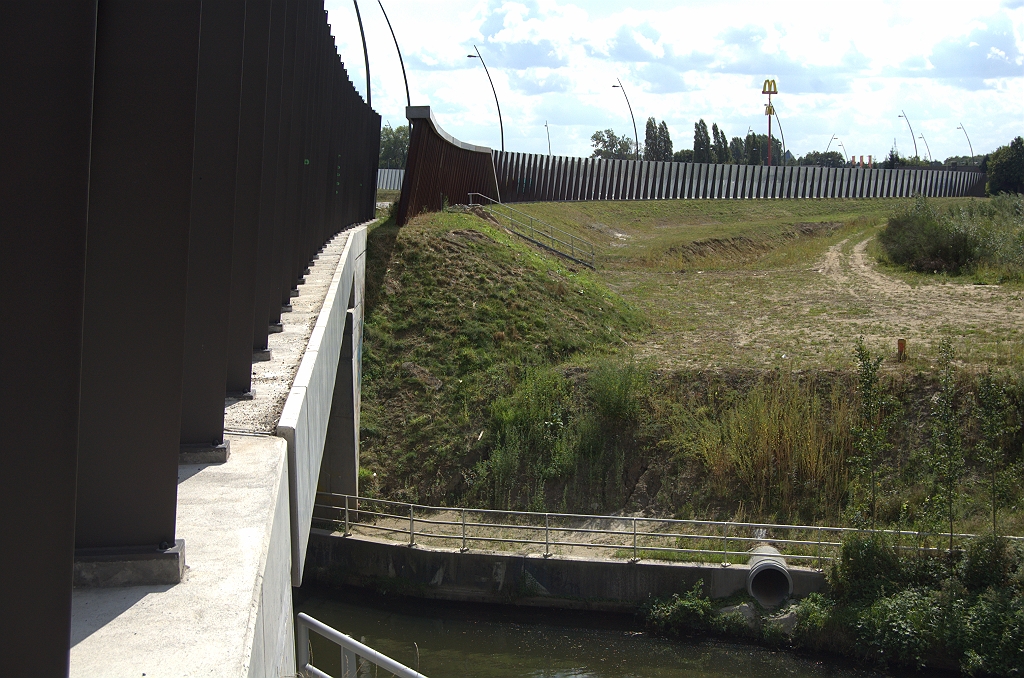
[396,106,500,225]
[2,2,379,674]
[377,168,405,191]
[398,121,987,224]
[494,152,988,203]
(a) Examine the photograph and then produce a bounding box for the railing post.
[296,616,310,669]
[409,504,415,547]
[721,522,729,566]
[544,513,550,558]
[461,508,467,552]
[816,527,822,571]
[342,647,357,678]
[344,500,350,537]
[632,517,638,562]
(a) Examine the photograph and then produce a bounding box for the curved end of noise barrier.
[396,106,500,225]
[746,545,793,608]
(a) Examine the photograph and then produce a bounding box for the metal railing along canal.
[313,494,1022,569]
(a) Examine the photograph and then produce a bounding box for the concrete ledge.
[306,532,826,612]
[268,322,283,334]
[179,440,230,464]
[253,349,271,362]
[74,539,185,588]
[71,435,295,677]
[278,225,367,587]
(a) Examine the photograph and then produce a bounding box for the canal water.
[294,586,901,678]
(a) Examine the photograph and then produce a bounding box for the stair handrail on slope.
[468,192,595,269]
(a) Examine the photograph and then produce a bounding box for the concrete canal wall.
[305,531,826,612]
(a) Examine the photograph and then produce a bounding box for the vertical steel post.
[461,508,467,552]
[545,514,550,557]
[179,0,248,452]
[76,0,203,553]
[633,518,638,561]
[1,3,97,672]
[345,501,350,537]
[409,504,415,546]
[722,523,729,566]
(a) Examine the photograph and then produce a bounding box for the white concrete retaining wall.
[246,447,295,677]
[277,225,367,586]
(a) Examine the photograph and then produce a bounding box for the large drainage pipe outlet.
[747,545,793,608]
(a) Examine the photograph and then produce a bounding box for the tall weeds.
[694,372,853,523]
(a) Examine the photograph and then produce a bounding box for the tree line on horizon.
[591,117,845,167]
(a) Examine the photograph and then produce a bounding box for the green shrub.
[829,534,903,604]
[878,194,1024,279]
[961,589,1024,676]
[644,581,713,635]
[960,535,1018,594]
[878,196,980,273]
[856,588,939,668]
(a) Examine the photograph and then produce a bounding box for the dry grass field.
[506,198,1023,372]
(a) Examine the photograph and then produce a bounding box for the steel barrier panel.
[397,108,497,222]
[180,1,247,447]
[253,0,288,344]
[0,2,97,672]
[76,0,202,549]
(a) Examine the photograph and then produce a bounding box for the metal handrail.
[297,612,427,678]
[313,493,1023,567]
[467,192,595,268]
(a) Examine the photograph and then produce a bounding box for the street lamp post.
[918,134,932,162]
[898,110,918,158]
[545,120,551,155]
[957,123,975,164]
[837,141,849,164]
[612,79,639,160]
[825,134,838,154]
[378,0,410,108]
[772,110,787,165]
[467,46,503,152]
[352,0,371,107]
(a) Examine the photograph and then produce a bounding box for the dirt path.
[607,231,1023,370]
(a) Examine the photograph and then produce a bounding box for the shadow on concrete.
[363,216,400,318]
[177,463,214,485]
[71,584,172,647]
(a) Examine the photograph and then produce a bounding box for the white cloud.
[328,0,1023,160]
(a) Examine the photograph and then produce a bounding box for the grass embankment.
[359,210,645,506]
[361,198,1023,537]
[360,196,1024,675]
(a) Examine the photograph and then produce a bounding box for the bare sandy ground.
[607,231,1023,370]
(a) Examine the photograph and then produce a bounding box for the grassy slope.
[361,199,1023,535]
[360,210,644,504]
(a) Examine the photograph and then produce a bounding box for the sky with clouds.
[325,0,1024,161]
